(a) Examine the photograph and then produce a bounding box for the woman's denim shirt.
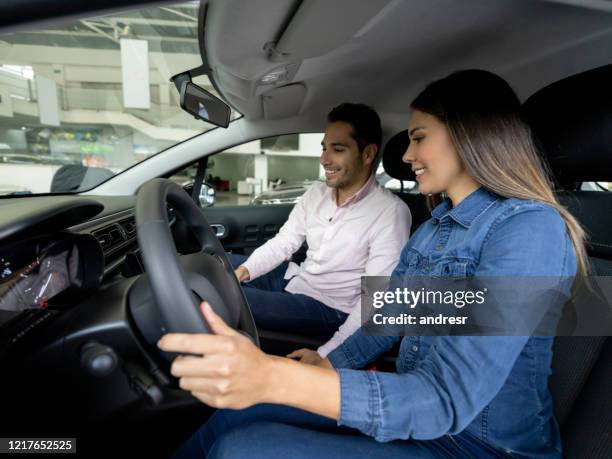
[328,187,577,458]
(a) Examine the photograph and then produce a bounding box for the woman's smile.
[413,167,426,181]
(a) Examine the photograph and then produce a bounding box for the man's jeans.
[226,253,347,340]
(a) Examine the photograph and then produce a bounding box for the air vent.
[93,224,122,254]
[93,216,139,257]
[118,217,136,239]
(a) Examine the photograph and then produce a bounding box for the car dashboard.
[0,192,216,453]
[0,233,102,312]
[0,194,178,359]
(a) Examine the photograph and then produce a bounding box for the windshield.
[0,2,234,196]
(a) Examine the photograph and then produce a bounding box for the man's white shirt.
[242,177,411,356]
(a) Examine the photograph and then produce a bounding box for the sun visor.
[262,84,307,119]
[270,0,391,61]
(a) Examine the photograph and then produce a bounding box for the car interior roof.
[3,0,612,131]
[204,0,612,122]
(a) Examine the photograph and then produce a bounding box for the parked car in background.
[0,153,76,166]
[250,180,316,205]
[250,167,416,205]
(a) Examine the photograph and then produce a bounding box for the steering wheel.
[134,178,258,347]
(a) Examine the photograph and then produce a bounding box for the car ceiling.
[1,0,612,161]
[203,0,612,122]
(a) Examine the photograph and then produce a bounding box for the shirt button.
[411,345,419,352]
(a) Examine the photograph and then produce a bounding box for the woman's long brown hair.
[411,70,588,278]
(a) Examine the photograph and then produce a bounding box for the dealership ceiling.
[2,4,199,53]
[0,2,211,144]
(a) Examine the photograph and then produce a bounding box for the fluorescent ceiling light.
[260,68,287,84]
[0,65,34,80]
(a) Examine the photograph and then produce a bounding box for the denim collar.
[431,187,499,228]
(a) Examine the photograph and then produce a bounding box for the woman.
[160,70,587,458]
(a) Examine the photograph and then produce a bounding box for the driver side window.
[169,133,324,208]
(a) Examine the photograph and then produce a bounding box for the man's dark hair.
[327,103,382,152]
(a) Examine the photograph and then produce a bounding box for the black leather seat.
[523,64,612,458]
[381,130,430,234]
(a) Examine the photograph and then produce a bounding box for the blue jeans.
[227,253,347,340]
[171,404,508,458]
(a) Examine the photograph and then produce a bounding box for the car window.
[580,182,611,191]
[375,163,417,193]
[0,2,239,196]
[169,133,325,207]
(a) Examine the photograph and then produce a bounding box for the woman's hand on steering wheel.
[158,301,272,410]
[158,300,342,420]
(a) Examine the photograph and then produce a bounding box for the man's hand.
[158,301,272,410]
[287,348,332,368]
[234,265,250,282]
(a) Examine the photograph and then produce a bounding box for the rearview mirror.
[180,82,231,128]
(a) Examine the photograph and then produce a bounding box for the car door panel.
[204,204,294,254]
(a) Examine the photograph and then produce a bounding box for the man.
[228,103,411,359]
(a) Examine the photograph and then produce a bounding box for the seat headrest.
[382,130,415,181]
[522,64,612,185]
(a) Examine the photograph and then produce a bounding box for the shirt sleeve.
[241,185,312,281]
[317,200,412,357]
[328,329,400,369]
[335,206,576,442]
[317,306,362,358]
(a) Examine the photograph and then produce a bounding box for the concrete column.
[159,83,170,106]
[253,153,268,192]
